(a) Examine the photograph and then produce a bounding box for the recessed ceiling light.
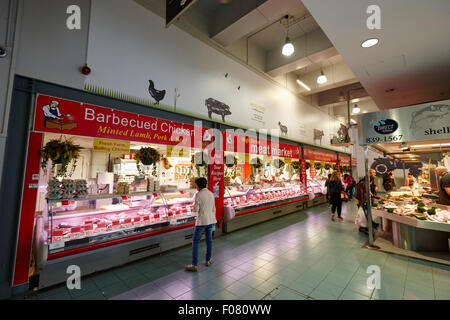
[352,104,360,114]
[351,98,360,103]
[361,38,379,48]
[296,79,311,91]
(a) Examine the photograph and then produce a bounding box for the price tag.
[29,184,38,189]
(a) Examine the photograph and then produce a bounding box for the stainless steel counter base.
[38,225,198,289]
[391,221,450,251]
[223,200,308,233]
[373,209,450,252]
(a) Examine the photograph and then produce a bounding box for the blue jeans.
[192,224,214,266]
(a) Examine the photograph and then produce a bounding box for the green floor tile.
[91,272,122,289]
[100,282,130,299]
[68,279,99,298]
[75,290,107,300]
[339,289,371,300]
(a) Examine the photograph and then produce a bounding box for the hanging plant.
[314,162,322,170]
[134,147,160,166]
[324,163,331,170]
[191,151,209,177]
[332,163,338,171]
[291,161,301,173]
[134,147,160,175]
[40,138,82,178]
[224,154,237,168]
[272,159,285,169]
[250,157,263,169]
[305,161,310,170]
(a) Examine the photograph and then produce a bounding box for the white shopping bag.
[355,207,368,228]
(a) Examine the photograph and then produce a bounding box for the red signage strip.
[13,132,43,286]
[33,94,216,149]
[339,155,350,165]
[303,148,337,162]
[224,132,300,158]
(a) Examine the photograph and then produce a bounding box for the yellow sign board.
[93,139,130,154]
[167,145,190,158]
[284,158,292,164]
[264,155,272,163]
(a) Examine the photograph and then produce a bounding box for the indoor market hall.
[0,0,449,307]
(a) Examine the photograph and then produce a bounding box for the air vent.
[129,243,160,256]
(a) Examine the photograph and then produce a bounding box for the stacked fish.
[61,179,75,199]
[47,179,62,200]
[74,179,88,199]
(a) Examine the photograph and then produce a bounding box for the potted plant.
[40,138,82,177]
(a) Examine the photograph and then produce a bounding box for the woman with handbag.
[328,172,344,221]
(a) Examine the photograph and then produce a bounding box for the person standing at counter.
[328,172,344,221]
[185,178,217,272]
[436,167,450,205]
[382,169,396,192]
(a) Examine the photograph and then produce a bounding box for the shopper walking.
[343,173,355,200]
[329,172,344,221]
[185,177,217,271]
[354,177,379,234]
[324,173,332,205]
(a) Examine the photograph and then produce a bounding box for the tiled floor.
[13,203,450,300]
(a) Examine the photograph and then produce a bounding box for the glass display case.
[308,178,326,194]
[223,182,307,213]
[43,190,197,253]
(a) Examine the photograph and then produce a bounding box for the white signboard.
[358,99,450,145]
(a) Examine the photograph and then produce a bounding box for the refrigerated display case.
[35,190,198,287]
[222,182,309,233]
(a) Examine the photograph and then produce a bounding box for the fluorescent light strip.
[412,143,450,148]
[296,79,311,91]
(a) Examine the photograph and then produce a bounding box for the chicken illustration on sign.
[278,122,288,136]
[205,98,232,122]
[148,80,166,104]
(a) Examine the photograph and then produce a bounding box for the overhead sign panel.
[358,99,450,145]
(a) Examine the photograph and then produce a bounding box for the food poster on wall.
[250,102,266,127]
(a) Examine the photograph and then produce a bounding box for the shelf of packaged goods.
[46,189,197,204]
[372,208,450,233]
[231,195,309,217]
[47,220,197,260]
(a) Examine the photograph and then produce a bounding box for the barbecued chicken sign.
[358,99,450,145]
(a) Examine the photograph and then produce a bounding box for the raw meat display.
[224,183,307,210]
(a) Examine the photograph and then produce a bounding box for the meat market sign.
[358,99,450,145]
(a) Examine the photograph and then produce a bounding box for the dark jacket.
[328,180,344,193]
[355,178,369,206]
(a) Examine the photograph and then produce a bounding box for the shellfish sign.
[358,99,450,145]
